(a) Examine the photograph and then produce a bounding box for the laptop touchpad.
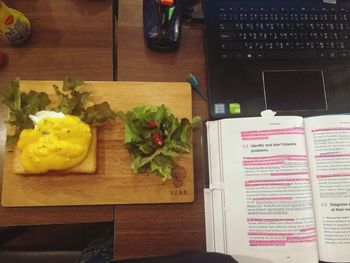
[263,70,327,112]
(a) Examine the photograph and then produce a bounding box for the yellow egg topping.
[17,115,92,173]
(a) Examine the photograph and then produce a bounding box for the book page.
[216,116,318,263]
[304,115,350,263]
[206,121,229,253]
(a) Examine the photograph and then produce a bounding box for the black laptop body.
[204,0,350,119]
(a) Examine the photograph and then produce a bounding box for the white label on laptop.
[214,103,226,114]
[323,0,336,4]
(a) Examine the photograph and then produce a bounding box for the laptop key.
[220,52,231,60]
[338,50,350,58]
[234,23,244,30]
[220,42,243,50]
[245,52,254,59]
[219,22,234,31]
[220,32,236,41]
[219,14,228,21]
[328,50,337,58]
[256,52,264,59]
[344,41,350,48]
[232,52,245,59]
[340,32,350,40]
[318,51,328,58]
[264,51,318,59]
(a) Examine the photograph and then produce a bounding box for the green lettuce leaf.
[0,79,51,147]
[51,77,116,126]
[82,102,117,126]
[0,77,116,146]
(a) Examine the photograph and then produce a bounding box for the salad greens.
[118,105,201,182]
[51,77,116,126]
[0,79,51,146]
[0,77,117,147]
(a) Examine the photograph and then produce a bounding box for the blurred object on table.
[0,49,8,68]
[0,0,31,45]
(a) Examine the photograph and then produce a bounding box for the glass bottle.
[0,0,31,45]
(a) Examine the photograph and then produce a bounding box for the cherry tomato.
[148,120,158,128]
[151,131,164,147]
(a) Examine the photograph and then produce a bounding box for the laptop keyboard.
[218,6,350,61]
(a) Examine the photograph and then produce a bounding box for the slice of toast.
[14,128,97,174]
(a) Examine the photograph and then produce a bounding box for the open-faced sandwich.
[118,105,201,187]
[1,78,116,174]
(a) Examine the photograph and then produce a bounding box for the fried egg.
[17,111,92,173]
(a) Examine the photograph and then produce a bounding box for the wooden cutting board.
[1,81,194,207]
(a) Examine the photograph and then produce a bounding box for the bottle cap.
[160,0,174,7]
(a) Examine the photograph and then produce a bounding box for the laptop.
[204,0,350,119]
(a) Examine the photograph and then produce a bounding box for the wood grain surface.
[2,80,194,207]
[114,0,208,259]
[0,0,114,225]
[0,0,114,83]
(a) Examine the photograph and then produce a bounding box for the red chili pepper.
[148,120,158,128]
[152,131,164,147]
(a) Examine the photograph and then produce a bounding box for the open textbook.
[205,112,350,263]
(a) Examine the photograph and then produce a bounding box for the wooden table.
[114,0,208,259]
[0,0,208,258]
[0,0,114,226]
